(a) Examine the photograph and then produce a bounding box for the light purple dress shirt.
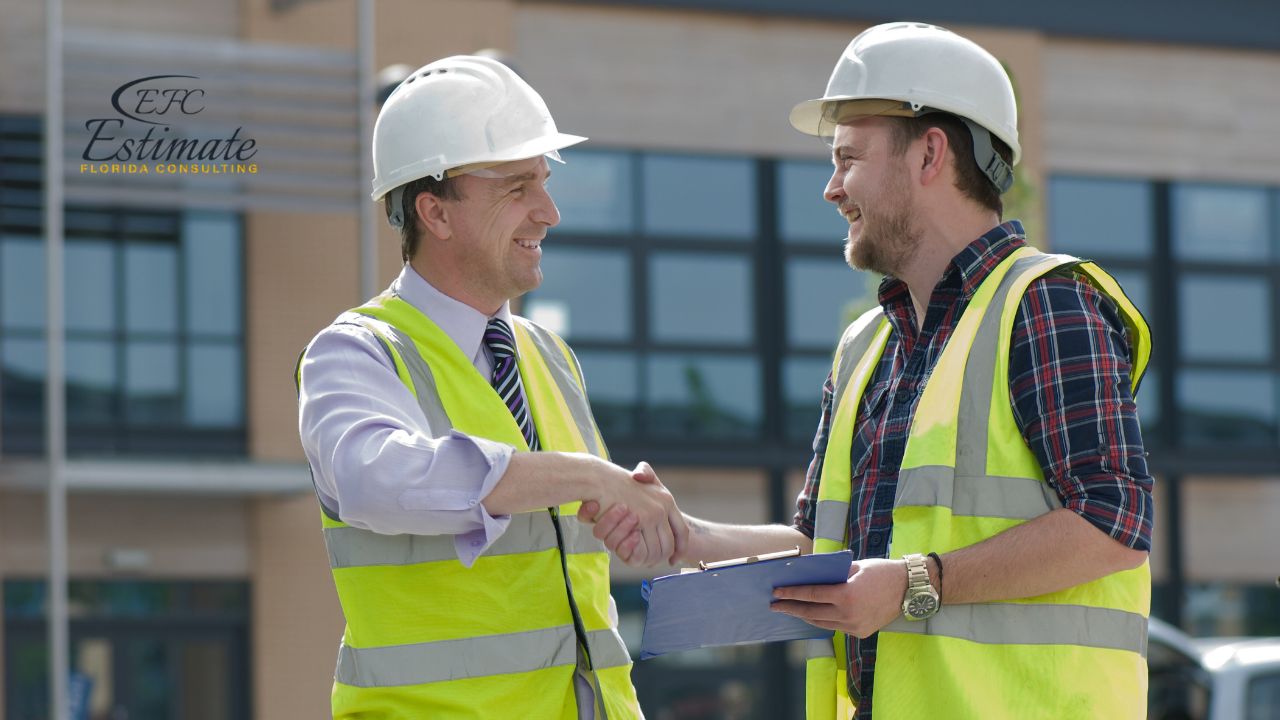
[297,264,516,566]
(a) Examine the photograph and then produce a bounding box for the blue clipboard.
[638,549,852,659]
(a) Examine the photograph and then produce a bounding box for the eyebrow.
[499,170,546,187]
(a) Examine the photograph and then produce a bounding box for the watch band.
[906,553,930,591]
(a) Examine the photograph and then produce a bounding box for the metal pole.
[357,0,377,301]
[44,0,69,717]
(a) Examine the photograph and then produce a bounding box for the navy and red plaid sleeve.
[793,371,835,539]
[1009,273,1154,551]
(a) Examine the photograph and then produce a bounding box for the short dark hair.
[886,112,1012,217]
[387,174,463,262]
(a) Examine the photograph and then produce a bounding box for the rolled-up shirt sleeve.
[298,319,514,566]
[1009,274,1154,552]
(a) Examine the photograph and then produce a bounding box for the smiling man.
[296,55,678,719]
[583,22,1155,720]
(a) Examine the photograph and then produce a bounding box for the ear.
[415,190,452,240]
[918,126,949,186]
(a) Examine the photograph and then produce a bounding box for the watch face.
[907,593,939,619]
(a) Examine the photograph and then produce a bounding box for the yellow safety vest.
[297,291,642,719]
[804,246,1152,720]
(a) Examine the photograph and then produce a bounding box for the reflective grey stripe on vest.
[883,602,1148,657]
[813,500,850,544]
[953,253,1074,480]
[832,309,886,403]
[514,317,605,458]
[326,513,606,569]
[361,319,455,437]
[336,625,632,688]
[893,253,1072,518]
[894,466,1061,519]
[804,638,836,660]
[815,310,887,543]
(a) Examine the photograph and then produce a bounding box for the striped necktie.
[483,318,540,451]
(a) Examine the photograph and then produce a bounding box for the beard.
[843,165,921,278]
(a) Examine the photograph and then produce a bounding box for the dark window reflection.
[786,256,876,349]
[646,354,760,438]
[1248,672,1280,720]
[650,253,752,344]
[642,155,756,239]
[1178,370,1276,446]
[126,341,181,425]
[1179,274,1270,363]
[526,247,631,341]
[575,351,638,438]
[778,160,845,243]
[1173,184,1270,262]
[65,241,116,332]
[1048,177,1153,258]
[1,238,45,329]
[550,150,634,235]
[784,355,831,442]
[187,343,243,428]
[0,209,245,456]
[66,339,116,425]
[183,212,241,337]
[125,243,179,333]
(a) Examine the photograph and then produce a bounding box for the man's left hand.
[770,558,908,639]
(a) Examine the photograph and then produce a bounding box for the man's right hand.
[581,462,687,567]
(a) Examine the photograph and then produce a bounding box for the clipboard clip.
[697,546,801,572]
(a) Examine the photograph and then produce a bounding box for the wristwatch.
[901,553,940,621]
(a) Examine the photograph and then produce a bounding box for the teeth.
[516,239,541,249]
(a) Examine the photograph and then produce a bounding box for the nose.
[823,168,845,205]
[531,184,560,227]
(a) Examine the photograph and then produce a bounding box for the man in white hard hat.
[584,23,1153,719]
[297,55,674,719]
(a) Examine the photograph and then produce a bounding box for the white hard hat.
[790,22,1020,192]
[370,54,585,203]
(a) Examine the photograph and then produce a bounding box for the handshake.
[576,461,687,568]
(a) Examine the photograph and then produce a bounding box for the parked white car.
[1148,617,1280,720]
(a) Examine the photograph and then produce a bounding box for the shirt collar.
[392,265,514,362]
[876,220,1027,313]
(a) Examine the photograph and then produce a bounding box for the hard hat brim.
[370,131,587,201]
[789,96,837,137]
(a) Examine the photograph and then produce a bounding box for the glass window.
[125,341,180,424]
[65,240,116,333]
[1048,177,1153,257]
[183,212,241,336]
[1177,370,1275,446]
[1136,368,1160,442]
[786,256,877,349]
[576,351,638,438]
[550,150,634,234]
[646,354,760,438]
[124,243,178,333]
[186,343,243,427]
[784,355,831,441]
[1173,184,1271,262]
[526,247,631,341]
[1179,275,1270,363]
[66,339,116,424]
[1249,672,1280,720]
[1,236,44,330]
[1,337,44,423]
[778,160,846,243]
[650,253,752,344]
[641,155,756,239]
